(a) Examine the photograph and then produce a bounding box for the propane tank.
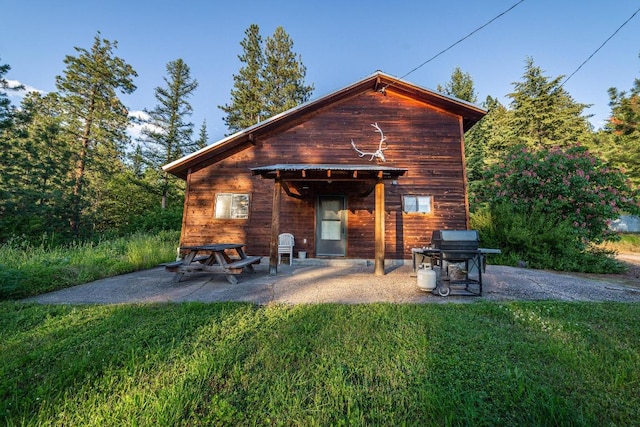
[417,263,437,292]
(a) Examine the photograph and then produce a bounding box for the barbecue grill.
[431,229,479,252]
[412,230,500,297]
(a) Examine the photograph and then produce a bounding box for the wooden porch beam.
[359,183,376,198]
[280,180,303,199]
[374,178,385,275]
[269,179,282,275]
[278,177,378,182]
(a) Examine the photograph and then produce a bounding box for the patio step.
[293,258,411,267]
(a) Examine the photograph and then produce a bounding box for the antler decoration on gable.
[351,122,389,162]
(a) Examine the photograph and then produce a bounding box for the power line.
[397,0,527,81]
[561,6,640,87]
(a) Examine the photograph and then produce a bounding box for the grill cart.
[412,230,501,297]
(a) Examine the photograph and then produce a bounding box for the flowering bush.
[482,144,640,246]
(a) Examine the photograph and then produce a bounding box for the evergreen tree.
[507,57,592,149]
[608,78,640,136]
[0,92,75,241]
[0,59,17,207]
[195,119,209,149]
[437,67,482,209]
[130,143,146,177]
[0,61,18,240]
[437,66,478,103]
[55,33,137,236]
[219,25,313,134]
[219,24,264,133]
[261,26,314,118]
[463,96,513,209]
[141,58,198,209]
[475,96,514,162]
[0,59,22,131]
[600,54,640,187]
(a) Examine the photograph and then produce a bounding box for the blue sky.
[2,0,639,142]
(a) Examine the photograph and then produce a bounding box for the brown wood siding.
[181,89,468,259]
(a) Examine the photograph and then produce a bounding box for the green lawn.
[1,301,638,426]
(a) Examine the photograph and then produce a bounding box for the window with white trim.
[403,195,433,214]
[214,193,250,219]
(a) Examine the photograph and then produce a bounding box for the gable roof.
[163,71,487,179]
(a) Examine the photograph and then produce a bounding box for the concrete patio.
[25,257,640,305]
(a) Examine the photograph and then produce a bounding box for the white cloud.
[4,79,44,98]
[127,110,164,141]
[127,110,148,141]
[129,110,150,121]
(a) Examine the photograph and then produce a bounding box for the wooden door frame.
[315,195,347,257]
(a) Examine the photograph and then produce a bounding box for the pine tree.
[1,60,21,239]
[608,79,640,136]
[141,58,198,209]
[464,96,514,209]
[195,119,209,149]
[596,55,640,187]
[507,57,592,149]
[0,59,17,199]
[261,26,314,118]
[1,60,18,131]
[219,25,313,134]
[130,144,146,177]
[219,24,264,133]
[437,66,478,103]
[1,62,74,241]
[438,67,482,209]
[55,33,137,236]
[0,92,76,241]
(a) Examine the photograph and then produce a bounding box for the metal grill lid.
[432,230,479,242]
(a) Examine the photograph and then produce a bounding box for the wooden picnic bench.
[162,243,261,284]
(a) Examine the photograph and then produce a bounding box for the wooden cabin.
[163,71,486,274]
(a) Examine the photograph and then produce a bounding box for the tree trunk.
[70,91,95,235]
[161,171,168,209]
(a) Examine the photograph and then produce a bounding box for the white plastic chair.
[278,233,295,265]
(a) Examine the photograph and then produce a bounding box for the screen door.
[316,196,346,256]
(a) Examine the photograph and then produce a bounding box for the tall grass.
[0,302,638,426]
[601,233,640,253]
[0,231,178,300]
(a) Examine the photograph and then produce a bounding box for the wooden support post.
[269,179,282,275]
[374,178,385,275]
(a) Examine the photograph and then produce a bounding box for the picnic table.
[163,243,261,284]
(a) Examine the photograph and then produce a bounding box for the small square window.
[215,193,249,219]
[403,195,433,214]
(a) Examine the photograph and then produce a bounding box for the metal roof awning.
[250,164,408,181]
[256,163,398,275]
